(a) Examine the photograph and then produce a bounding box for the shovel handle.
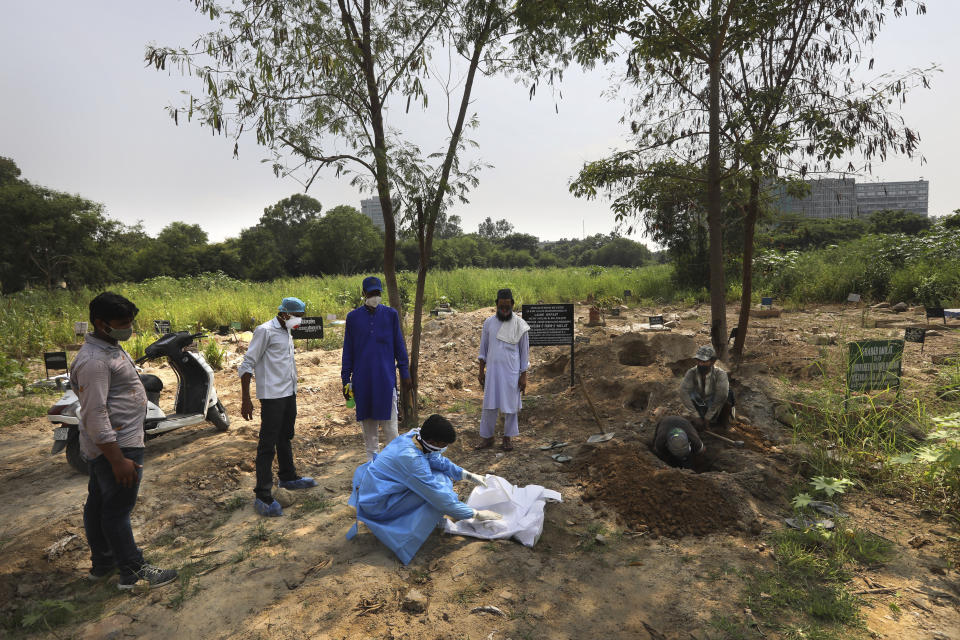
[576,374,606,435]
[703,430,744,447]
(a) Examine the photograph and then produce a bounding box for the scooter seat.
[139,374,163,393]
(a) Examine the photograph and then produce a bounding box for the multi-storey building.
[773,178,929,219]
[855,180,929,216]
[360,197,386,231]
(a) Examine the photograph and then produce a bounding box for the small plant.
[202,338,225,370]
[223,495,246,512]
[291,494,330,519]
[20,599,76,633]
[0,353,28,393]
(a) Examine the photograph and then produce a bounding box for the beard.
[496,310,513,321]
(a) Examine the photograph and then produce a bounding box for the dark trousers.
[84,447,145,575]
[255,394,298,502]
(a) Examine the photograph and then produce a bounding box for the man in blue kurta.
[347,415,500,565]
[342,276,413,460]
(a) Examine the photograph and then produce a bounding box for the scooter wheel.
[207,400,230,431]
[65,427,90,475]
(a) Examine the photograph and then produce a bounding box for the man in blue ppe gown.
[347,415,501,565]
[342,276,413,460]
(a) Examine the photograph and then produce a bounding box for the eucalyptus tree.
[563,0,930,357]
[146,0,457,316]
[147,0,550,423]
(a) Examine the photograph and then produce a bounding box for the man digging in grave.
[680,345,735,431]
[346,414,499,564]
[476,288,530,451]
[651,412,706,469]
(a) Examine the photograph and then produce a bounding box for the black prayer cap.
[496,288,513,303]
[420,414,456,444]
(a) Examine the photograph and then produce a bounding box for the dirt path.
[1,304,958,639]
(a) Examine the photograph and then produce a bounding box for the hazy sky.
[2,1,956,244]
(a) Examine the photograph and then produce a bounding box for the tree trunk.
[732,174,760,361]
[402,11,493,428]
[407,201,429,428]
[706,24,727,358]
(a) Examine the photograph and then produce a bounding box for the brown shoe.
[500,436,514,451]
[474,437,494,450]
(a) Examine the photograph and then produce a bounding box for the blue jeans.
[83,448,145,575]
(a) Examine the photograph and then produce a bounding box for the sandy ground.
[1,302,958,639]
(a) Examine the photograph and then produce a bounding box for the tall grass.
[1,266,685,360]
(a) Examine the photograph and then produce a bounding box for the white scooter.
[48,331,230,474]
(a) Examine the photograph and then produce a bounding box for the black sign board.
[648,315,664,326]
[623,289,632,299]
[44,351,68,378]
[847,293,861,303]
[847,339,903,393]
[522,304,574,346]
[522,304,575,387]
[291,316,324,340]
[154,320,172,334]
[904,327,926,344]
[761,297,774,307]
[925,307,946,325]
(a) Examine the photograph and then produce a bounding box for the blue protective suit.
[341,304,410,421]
[347,430,475,565]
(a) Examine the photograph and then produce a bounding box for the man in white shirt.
[476,288,529,451]
[239,297,317,517]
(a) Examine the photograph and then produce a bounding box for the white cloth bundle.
[443,475,561,547]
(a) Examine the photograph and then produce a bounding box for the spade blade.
[587,432,615,443]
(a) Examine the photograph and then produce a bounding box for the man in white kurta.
[476,289,530,451]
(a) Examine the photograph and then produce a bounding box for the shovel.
[577,374,615,443]
[703,430,744,448]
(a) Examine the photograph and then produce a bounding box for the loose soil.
[1,302,959,639]
[574,445,743,537]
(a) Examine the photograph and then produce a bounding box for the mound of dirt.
[573,444,741,537]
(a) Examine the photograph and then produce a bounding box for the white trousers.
[479,408,519,438]
[361,388,398,461]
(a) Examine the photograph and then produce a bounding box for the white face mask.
[285,316,303,330]
[365,295,381,308]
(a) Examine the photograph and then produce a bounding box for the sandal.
[474,437,494,450]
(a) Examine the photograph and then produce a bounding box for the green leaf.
[915,446,943,463]
[791,492,813,509]
[810,476,854,497]
[889,452,916,464]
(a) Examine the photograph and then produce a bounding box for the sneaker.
[279,476,317,490]
[117,563,178,590]
[88,565,116,581]
[254,498,283,517]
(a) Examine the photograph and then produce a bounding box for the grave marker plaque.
[648,315,664,326]
[623,289,632,299]
[522,304,575,387]
[847,293,861,303]
[761,297,774,309]
[44,351,68,378]
[925,307,946,325]
[154,320,172,335]
[847,339,903,393]
[73,321,88,336]
[904,327,926,344]
[291,316,323,340]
